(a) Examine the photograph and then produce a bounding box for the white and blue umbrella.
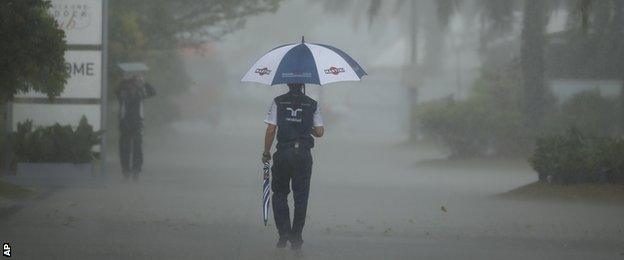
[242,37,367,86]
[262,162,271,226]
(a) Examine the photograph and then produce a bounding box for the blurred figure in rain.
[262,83,324,250]
[116,63,157,181]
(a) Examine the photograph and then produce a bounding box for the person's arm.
[312,104,324,138]
[143,83,157,98]
[262,101,278,163]
[264,124,277,154]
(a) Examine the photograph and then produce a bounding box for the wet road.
[1,126,623,259]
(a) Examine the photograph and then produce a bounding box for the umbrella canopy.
[262,162,271,226]
[118,62,149,78]
[117,62,149,72]
[242,37,367,86]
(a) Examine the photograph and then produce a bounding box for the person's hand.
[262,151,271,163]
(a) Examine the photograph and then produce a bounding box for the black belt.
[278,141,310,150]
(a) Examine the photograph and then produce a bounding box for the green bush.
[559,89,619,137]
[417,69,621,159]
[419,98,530,158]
[13,116,102,164]
[529,128,624,184]
[418,69,533,158]
[419,98,488,158]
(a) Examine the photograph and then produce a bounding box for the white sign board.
[49,0,103,45]
[17,51,101,99]
[11,0,104,131]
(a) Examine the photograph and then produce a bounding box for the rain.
[1,0,623,259]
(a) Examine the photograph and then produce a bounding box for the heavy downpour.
[1,0,623,259]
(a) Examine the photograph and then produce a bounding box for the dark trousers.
[271,148,313,238]
[119,127,143,175]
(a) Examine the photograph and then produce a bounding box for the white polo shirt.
[264,100,324,127]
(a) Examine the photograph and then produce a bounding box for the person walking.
[242,38,365,250]
[116,63,156,181]
[262,83,324,250]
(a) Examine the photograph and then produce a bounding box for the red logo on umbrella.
[255,67,271,76]
[324,67,345,75]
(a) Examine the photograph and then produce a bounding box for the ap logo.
[3,243,10,257]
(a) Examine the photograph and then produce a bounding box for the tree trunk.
[408,0,420,141]
[520,0,547,127]
[621,82,624,133]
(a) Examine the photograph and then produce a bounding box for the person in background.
[116,63,156,181]
[262,83,324,250]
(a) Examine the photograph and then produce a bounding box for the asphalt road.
[1,126,624,259]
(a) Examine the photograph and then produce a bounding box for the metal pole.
[100,0,109,179]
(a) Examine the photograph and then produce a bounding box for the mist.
[1,0,623,259]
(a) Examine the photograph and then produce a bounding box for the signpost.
[6,0,108,177]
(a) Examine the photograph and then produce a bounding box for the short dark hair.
[287,83,304,92]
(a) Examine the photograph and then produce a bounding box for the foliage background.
[0,0,68,102]
[107,0,282,130]
[13,116,102,163]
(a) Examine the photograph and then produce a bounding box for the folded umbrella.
[262,162,271,226]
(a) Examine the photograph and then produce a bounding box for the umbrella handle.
[263,162,271,180]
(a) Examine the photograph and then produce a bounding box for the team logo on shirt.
[255,67,271,76]
[285,107,303,122]
[324,67,345,75]
[286,107,302,117]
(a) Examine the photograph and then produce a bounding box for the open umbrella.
[242,37,367,86]
[262,162,271,226]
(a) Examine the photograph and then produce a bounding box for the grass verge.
[0,180,36,200]
[499,181,624,202]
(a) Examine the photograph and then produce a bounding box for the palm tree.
[366,0,460,140]
[565,0,624,127]
[319,0,603,135]
[518,0,624,126]
[520,0,548,127]
[352,0,550,140]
